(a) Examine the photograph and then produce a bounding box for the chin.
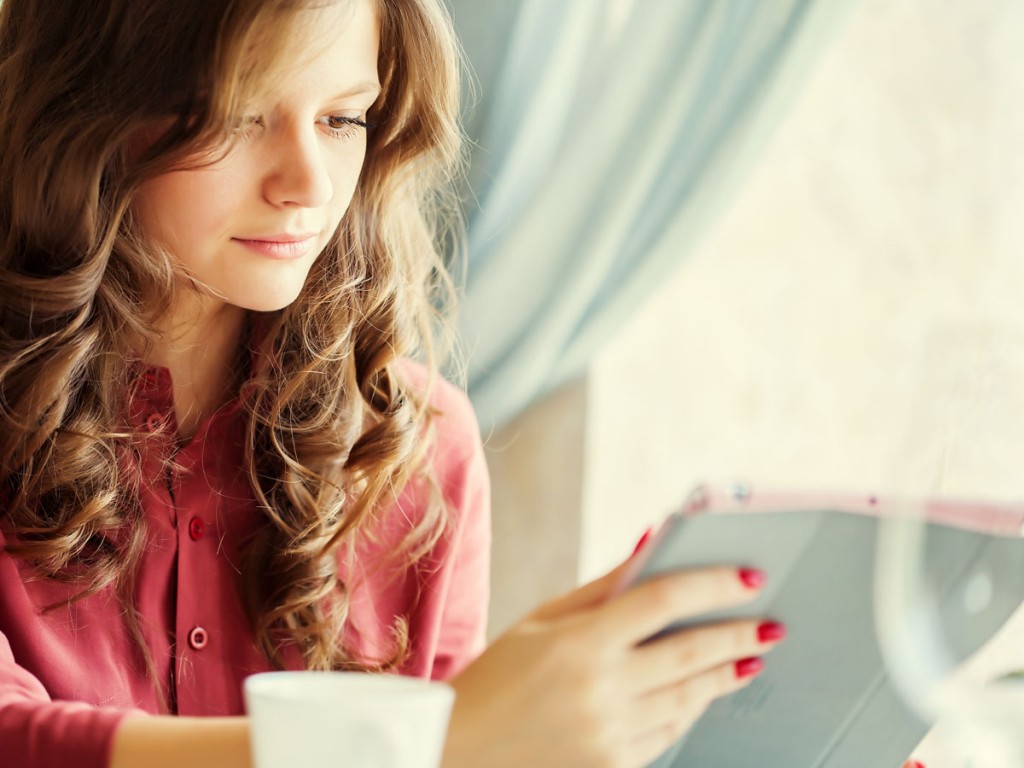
[232,287,306,313]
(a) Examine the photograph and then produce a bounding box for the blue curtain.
[451,0,858,429]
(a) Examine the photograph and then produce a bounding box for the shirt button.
[188,626,209,650]
[144,413,164,432]
[188,516,205,541]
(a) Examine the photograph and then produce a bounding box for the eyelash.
[320,115,371,140]
[234,114,371,142]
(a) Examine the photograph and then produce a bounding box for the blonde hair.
[0,0,464,692]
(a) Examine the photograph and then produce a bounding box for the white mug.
[244,671,455,768]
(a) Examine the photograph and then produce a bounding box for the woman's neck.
[145,295,249,443]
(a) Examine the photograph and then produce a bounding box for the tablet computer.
[616,483,1024,768]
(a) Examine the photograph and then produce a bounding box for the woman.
[0,0,781,766]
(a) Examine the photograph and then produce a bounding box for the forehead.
[248,0,380,103]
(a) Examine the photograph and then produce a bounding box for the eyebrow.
[332,82,382,100]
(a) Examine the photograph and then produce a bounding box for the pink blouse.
[0,362,491,768]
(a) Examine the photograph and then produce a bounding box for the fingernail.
[631,527,653,556]
[735,656,764,679]
[738,567,766,589]
[906,762,926,768]
[757,621,787,643]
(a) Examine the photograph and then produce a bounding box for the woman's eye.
[319,114,369,140]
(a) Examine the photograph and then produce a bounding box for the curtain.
[450,0,859,429]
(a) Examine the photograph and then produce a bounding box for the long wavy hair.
[0,0,464,691]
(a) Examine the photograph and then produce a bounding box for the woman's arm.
[0,631,137,768]
[110,716,252,768]
[112,557,772,768]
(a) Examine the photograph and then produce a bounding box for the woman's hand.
[442,557,784,768]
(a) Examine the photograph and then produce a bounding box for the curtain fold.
[452,0,858,429]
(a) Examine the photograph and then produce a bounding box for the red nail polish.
[735,656,764,679]
[738,567,765,589]
[906,762,926,768]
[631,528,653,556]
[756,621,787,643]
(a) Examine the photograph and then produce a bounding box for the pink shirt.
[0,362,490,768]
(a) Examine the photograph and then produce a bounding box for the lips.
[232,233,318,260]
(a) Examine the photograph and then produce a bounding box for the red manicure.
[735,656,764,679]
[631,528,653,556]
[738,567,766,589]
[756,621,787,643]
[905,762,926,768]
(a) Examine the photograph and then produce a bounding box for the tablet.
[618,483,1024,768]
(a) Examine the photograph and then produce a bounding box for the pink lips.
[232,233,317,260]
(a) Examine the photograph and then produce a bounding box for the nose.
[261,122,333,209]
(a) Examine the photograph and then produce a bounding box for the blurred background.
[447,1,1024,763]
[447,0,1024,626]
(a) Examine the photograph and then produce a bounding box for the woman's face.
[132,0,380,313]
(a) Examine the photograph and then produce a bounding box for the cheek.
[327,149,369,221]
[133,169,238,245]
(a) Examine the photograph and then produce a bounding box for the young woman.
[0,1,783,766]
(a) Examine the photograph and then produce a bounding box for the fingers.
[627,656,763,764]
[592,566,764,647]
[623,619,785,696]
[621,619,785,765]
